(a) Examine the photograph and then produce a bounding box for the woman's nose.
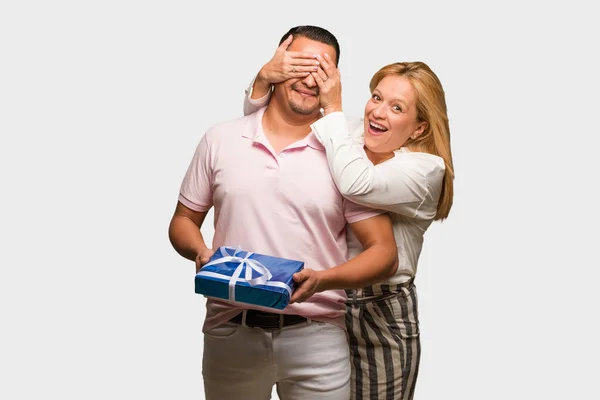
[372,103,386,118]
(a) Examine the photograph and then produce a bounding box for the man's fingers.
[290,288,304,303]
[293,270,308,283]
[291,269,320,304]
[195,248,215,272]
[290,283,312,303]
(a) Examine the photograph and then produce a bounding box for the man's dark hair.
[279,25,340,66]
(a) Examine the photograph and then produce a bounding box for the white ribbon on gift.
[196,246,292,302]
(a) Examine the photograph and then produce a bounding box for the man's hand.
[312,53,342,114]
[256,35,320,86]
[289,268,322,303]
[195,248,215,273]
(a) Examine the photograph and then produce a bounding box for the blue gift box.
[195,246,305,310]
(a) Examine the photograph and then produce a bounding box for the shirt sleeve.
[178,134,213,212]
[243,77,271,116]
[343,198,386,224]
[311,112,445,219]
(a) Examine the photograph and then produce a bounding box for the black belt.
[230,310,307,329]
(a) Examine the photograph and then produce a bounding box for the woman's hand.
[256,35,320,85]
[312,53,342,114]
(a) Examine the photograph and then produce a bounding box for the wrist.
[252,73,272,99]
[256,66,274,85]
[193,245,209,258]
[323,105,342,115]
[314,269,334,292]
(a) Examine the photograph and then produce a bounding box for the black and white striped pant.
[346,282,420,400]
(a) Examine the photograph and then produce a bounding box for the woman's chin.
[363,136,380,151]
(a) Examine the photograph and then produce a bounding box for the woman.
[243,41,454,400]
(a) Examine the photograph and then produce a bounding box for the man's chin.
[290,101,319,116]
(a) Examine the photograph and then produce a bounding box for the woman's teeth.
[370,121,387,132]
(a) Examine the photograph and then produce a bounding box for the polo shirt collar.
[242,107,325,151]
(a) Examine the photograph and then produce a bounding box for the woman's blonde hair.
[370,62,454,220]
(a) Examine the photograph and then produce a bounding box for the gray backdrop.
[1,0,598,399]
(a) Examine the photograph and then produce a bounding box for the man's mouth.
[292,85,318,97]
[296,89,317,97]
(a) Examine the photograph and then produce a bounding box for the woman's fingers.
[289,64,318,73]
[311,61,342,113]
[315,66,328,82]
[316,54,338,80]
[285,53,319,76]
[289,58,321,67]
[288,51,319,61]
[311,71,325,88]
[277,35,294,51]
[321,53,337,76]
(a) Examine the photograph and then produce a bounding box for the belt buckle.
[250,311,282,330]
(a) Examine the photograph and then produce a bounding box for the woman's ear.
[411,121,428,139]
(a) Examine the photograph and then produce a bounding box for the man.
[169,25,398,400]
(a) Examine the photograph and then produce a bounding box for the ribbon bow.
[199,246,274,302]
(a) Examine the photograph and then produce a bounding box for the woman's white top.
[244,90,445,286]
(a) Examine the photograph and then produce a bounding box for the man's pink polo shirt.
[179,107,382,332]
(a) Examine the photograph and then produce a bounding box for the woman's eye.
[393,105,402,112]
[372,94,380,101]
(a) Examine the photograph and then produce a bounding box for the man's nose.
[301,73,317,88]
